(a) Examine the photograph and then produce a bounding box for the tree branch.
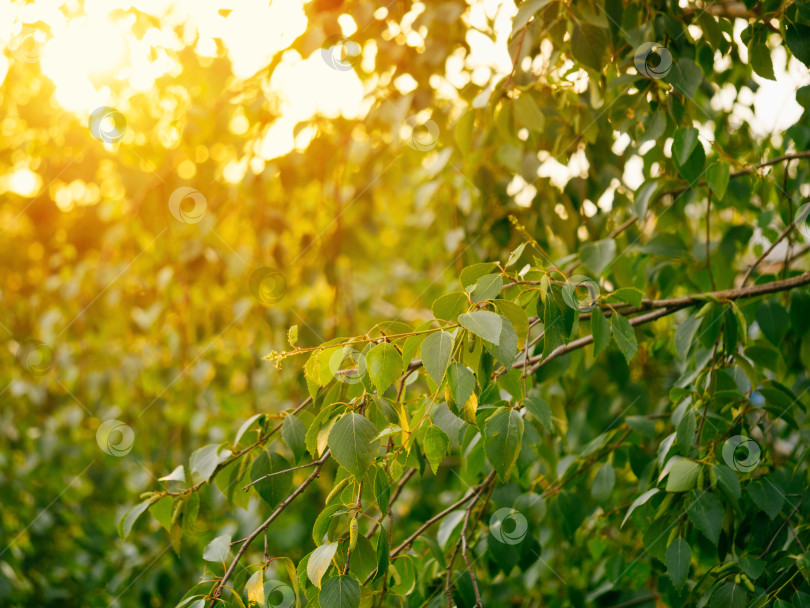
[208,450,331,605]
[391,472,496,558]
[242,459,322,491]
[522,272,810,374]
[172,396,313,497]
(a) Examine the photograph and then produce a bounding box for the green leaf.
[710,582,747,608]
[460,262,497,288]
[607,287,644,308]
[328,413,378,479]
[513,93,545,132]
[282,414,307,463]
[706,162,730,200]
[667,57,702,98]
[319,575,360,608]
[365,342,403,393]
[675,140,706,184]
[250,451,293,507]
[747,478,784,519]
[424,424,449,474]
[484,407,524,482]
[611,313,637,363]
[675,314,702,360]
[591,463,615,501]
[580,239,616,276]
[591,308,611,357]
[505,242,527,268]
[798,84,810,110]
[635,179,660,217]
[571,24,608,71]
[541,292,565,357]
[739,555,765,580]
[666,459,700,492]
[524,396,551,428]
[486,316,518,367]
[676,408,696,450]
[666,537,691,589]
[749,39,775,79]
[189,444,220,483]
[374,469,391,514]
[493,299,529,344]
[755,300,789,345]
[458,310,503,344]
[470,273,503,303]
[151,496,173,531]
[373,525,389,582]
[307,541,338,587]
[672,127,699,167]
[202,534,231,562]
[447,362,475,406]
[622,489,660,527]
[432,292,469,322]
[786,23,810,68]
[687,491,724,544]
[118,499,154,540]
[511,0,552,36]
[234,413,264,445]
[421,331,454,385]
[711,464,741,500]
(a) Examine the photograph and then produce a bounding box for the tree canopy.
[3,0,810,607]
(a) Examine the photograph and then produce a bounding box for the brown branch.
[542,428,631,499]
[523,272,810,374]
[660,151,810,199]
[391,472,496,558]
[366,468,417,538]
[242,459,322,491]
[602,151,810,253]
[208,450,331,606]
[444,473,495,607]
[740,219,798,287]
[706,192,716,289]
[171,396,313,497]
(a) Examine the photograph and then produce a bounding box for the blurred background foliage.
[2,0,810,606]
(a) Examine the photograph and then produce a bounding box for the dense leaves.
[4,0,810,606]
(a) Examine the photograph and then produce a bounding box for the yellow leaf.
[462,392,478,424]
[246,570,265,605]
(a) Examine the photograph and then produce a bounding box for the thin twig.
[759,501,802,558]
[706,191,716,289]
[208,450,331,606]
[391,472,496,558]
[366,468,416,537]
[740,219,799,286]
[519,273,810,374]
[242,460,321,490]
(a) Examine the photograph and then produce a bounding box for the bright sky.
[0,0,807,200]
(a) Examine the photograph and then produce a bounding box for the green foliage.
[5,0,810,606]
